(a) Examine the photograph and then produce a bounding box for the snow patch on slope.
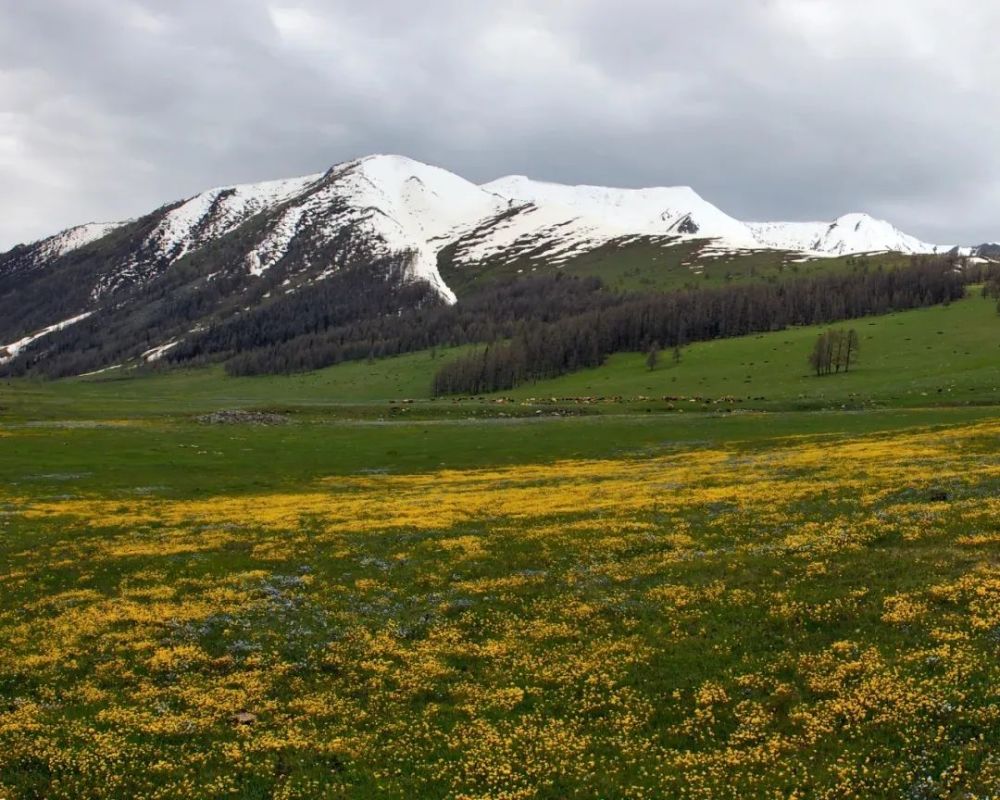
[36,222,125,260]
[0,312,93,364]
[142,341,179,362]
[247,201,314,277]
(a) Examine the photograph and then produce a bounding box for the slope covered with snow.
[466,176,759,264]
[36,221,126,260]
[244,155,509,300]
[748,213,948,256]
[484,176,755,241]
[147,173,325,263]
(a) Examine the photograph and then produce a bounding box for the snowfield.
[748,213,949,256]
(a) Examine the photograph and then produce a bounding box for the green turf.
[0,347,458,422]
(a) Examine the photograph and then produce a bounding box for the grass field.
[1,295,1000,798]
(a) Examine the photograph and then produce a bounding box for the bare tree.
[843,329,859,372]
[809,328,859,376]
[808,332,830,376]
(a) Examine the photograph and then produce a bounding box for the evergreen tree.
[646,342,661,371]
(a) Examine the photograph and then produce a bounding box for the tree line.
[431,259,965,395]
[221,256,966,380]
[214,272,616,376]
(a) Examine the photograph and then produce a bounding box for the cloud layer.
[2,0,999,249]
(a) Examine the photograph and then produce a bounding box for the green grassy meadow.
[1,291,999,798]
[506,291,1000,408]
[440,236,906,297]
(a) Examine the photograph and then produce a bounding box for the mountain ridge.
[0,154,983,371]
[5,154,961,276]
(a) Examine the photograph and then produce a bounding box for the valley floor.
[1,296,999,798]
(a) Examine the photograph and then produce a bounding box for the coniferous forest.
[0,253,972,388]
[184,253,970,394]
[209,256,965,390]
[430,259,964,394]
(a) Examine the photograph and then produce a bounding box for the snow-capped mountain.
[0,154,971,372]
[1,154,955,299]
[453,177,760,265]
[747,213,942,256]
[33,156,510,303]
[456,177,953,265]
[240,155,508,301]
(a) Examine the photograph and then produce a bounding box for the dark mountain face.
[970,243,1000,258]
[0,197,430,378]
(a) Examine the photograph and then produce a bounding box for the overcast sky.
[2,0,999,250]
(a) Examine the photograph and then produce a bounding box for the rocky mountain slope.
[0,154,969,372]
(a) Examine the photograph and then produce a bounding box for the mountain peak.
[481,175,756,247]
[0,153,975,376]
[2,153,961,310]
[832,212,881,229]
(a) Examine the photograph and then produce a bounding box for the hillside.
[2,290,996,423]
[0,154,974,379]
[499,291,1000,409]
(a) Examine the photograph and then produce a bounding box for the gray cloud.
[2,0,999,249]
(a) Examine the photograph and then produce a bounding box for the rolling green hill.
[1,291,998,422]
[501,290,1000,409]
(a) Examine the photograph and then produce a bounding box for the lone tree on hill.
[809,328,859,376]
[646,341,661,371]
[672,344,682,364]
